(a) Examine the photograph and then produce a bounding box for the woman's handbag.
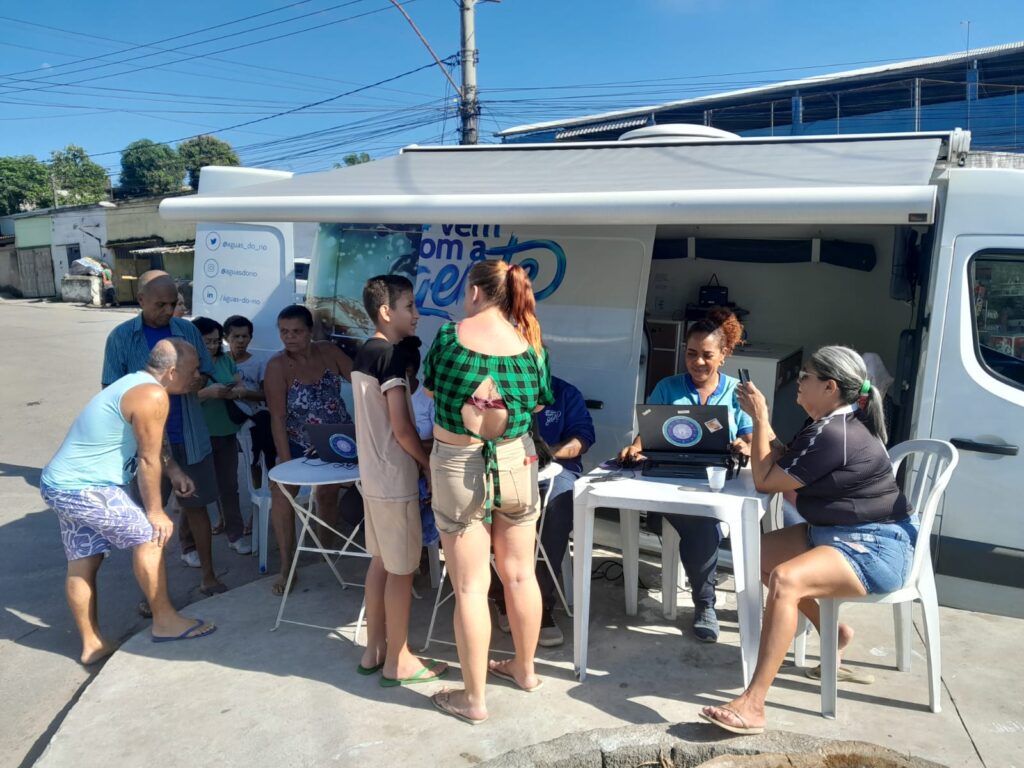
[225,399,251,425]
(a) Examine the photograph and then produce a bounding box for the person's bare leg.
[315,484,341,549]
[382,570,447,680]
[133,541,214,638]
[437,526,491,722]
[66,554,116,664]
[360,556,387,669]
[271,484,298,595]
[760,526,855,656]
[181,505,222,591]
[490,518,542,690]
[703,545,866,730]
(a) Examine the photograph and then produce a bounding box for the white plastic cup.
[706,465,727,492]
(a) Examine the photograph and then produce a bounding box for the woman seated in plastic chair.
[699,346,917,736]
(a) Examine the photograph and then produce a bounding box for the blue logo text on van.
[416,227,566,319]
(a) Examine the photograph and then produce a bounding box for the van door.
[927,234,1024,618]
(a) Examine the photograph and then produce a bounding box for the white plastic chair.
[237,424,309,574]
[794,439,959,718]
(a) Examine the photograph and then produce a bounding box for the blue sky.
[2,0,1022,179]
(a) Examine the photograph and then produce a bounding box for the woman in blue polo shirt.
[619,308,751,643]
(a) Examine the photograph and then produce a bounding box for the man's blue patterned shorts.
[40,482,154,561]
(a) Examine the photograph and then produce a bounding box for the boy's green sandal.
[380,659,448,687]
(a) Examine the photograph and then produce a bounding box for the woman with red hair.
[423,259,553,725]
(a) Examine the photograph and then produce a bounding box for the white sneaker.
[228,537,253,555]
[538,609,564,647]
[179,550,201,568]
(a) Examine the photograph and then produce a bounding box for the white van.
[163,129,1024,618]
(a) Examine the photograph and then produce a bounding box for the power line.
[0,1,318,78]
[0,1,413,96]
[84,55,454,159]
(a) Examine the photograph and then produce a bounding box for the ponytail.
[809,345,889,444]
[857,384,888,445]
[505,264,543,355]
[466,259,544,355]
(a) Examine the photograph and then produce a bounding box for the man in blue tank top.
[41,339,216,664]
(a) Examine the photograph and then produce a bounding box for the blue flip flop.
[152,619,217,643]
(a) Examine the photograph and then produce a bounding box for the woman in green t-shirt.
[192,317,251,554]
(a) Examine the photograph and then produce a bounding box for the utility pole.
[459,0,479,145]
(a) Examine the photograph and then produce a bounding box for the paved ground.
[30,552,1024,768]
[4,298,1023,768]
[0,298,269,768]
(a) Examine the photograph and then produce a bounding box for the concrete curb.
[479,722,947,768]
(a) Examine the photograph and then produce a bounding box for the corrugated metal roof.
[555,116,650,140]
[497,41,1024,138]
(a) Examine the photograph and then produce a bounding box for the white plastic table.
[268,458,362,631]
[572,466,769,686]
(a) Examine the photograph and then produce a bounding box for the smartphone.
[738,368,751,385]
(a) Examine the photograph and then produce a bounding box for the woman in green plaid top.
[424,259,553,725]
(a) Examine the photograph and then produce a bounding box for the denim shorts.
[807,515,919,594]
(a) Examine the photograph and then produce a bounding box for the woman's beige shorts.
[430,434,540,535]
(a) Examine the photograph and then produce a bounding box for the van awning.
[161,134,944,226]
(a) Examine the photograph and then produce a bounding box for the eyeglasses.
[797,370,819,382]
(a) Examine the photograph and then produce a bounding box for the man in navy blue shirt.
[495,375,595,647]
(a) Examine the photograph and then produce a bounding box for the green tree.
[50,144,107,206]
[119,139,185,197]
[0,155,50,215]
[334,152,372,168]
[177,134,240,190]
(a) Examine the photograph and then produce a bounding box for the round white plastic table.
[268,458,360,631]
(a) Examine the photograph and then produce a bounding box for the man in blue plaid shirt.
[102,271,226,596]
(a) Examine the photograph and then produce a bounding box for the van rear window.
[972,254,1024,389]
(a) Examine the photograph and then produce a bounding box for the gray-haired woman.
[700,346,917,735]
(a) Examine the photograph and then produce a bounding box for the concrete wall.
[107,197,195,244]
[14,215,52,248]
[0,247,19,293]
[50,208,108,282]
[61,275,101,306]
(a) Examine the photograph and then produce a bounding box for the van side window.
[972,253,1024,388]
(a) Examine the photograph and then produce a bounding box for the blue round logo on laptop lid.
[663,416,702,448]
[329,433,358,461]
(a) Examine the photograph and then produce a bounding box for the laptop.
[304,423,358,464]
[634,404,733,479]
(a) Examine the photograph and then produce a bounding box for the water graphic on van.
[307,223,568,345]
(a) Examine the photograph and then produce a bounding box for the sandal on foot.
[380,659,448,687]
[152,619,217,643]
[698,704,765,736]
[805,664,875,684]
[431,690,487,725]
[271,579,293,597]
[356,661,384,675]
[137,600,153,619]
[487,661,544,692]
